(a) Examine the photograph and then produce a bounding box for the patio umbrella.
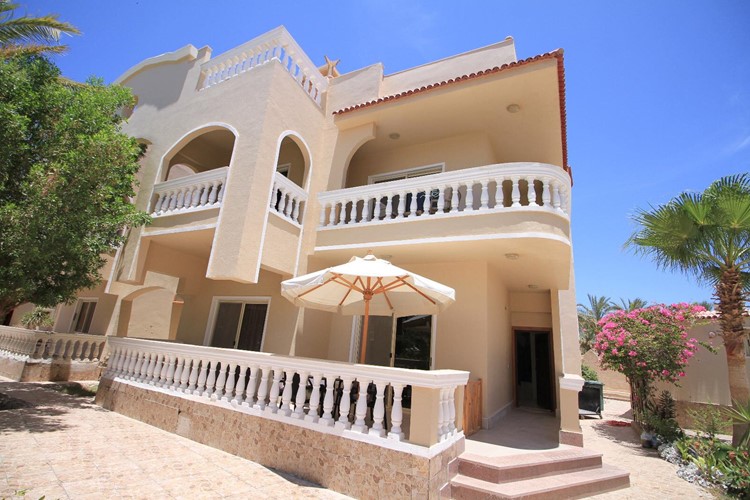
[281,253,455,363]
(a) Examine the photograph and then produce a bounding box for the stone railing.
[198,26,327,107]
[0,326,106,362]
[318,162,571,228]
[150,167,228,217]
[104,337,469,448]
[269,172,307,226]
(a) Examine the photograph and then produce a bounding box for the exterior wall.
[344,132,496,188]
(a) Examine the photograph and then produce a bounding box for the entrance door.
[210,301,268,351]
[514,330,554,411]
[359,315,433,370]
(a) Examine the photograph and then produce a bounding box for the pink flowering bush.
[594,303,710,426]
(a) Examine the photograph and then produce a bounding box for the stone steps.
[450,448,630,499]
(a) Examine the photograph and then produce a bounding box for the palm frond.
[0,1,79,56]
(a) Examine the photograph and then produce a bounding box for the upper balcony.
[315,161,572,288]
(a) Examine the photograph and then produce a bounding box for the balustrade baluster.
[126,349,138,377]
[195,359,209,395]
[437,387,447,441]
[305,373,322,423]
[448,385,457,434]
[292,197,301,222]
[72,342,82,361]
[542,178,552,208]
[204,360,218,398]
[559,186,568,214]
[338,377,354,429]
[293,371,309,419]
[243,365,259,407]
[213,362,227,400]
[190,186,202,208]
[384,194,394,219]
[320,203,328,226]
[345,199,355,224]
[397,191,407,218]
[527,177,539,207]
[154,193,166,215]
[511,176,521,207]
[551,181,561,211]
[362,197,371,222]
[329,203,338,226]
[208,180,221,205]
[185,359,199,392]
[388,383,405,440]
[217,181,225,204]
[479,180,490,210]
[221,363,236,402]
[450,185,460,213]
[131,351,144,381]
[280,370,295,416]
[171,357,184,391]
[465,182,475,211]
[267,368,283,413]
[352,380,369,433]
[140,352,153,382]
[199,182,210,206]
[233,365,247,404]
[320,376,335,425]
[150,354,163,385]
[254,366,270,410]
[369,381,386,437]
[437,187,446,213]
[175,188,186,210]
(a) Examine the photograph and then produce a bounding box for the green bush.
[581,364,599,382]
[644,391,682,443]
[19,306,53,330]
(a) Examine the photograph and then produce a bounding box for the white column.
[352,379,369,433]
[305,373,323,423]
[368,381,386,437]
[233,365,247,405]
[397,191,407,219]
[388,384,404,440]
[511,176,521,207]
[465,182,474,211]
[450,184,460,213]
[170,357,184,391]
[293,371,309,419]
[221,363,236,402]
[204,360,218,398]
[280,370,295,416]
[243,365,260,408]
[335,377,352,430]
[254,366,270,410]
[480,180,489,210]
[266,368,283,414]
[527,177,538,207]
[320,375,336,426]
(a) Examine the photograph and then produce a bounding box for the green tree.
[0,55,149,318]
[627,173,750,446]
[0,1,79,58]
[613,297,649,312]
[577,294,615,353]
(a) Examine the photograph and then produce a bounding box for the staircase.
[449,447,630,499]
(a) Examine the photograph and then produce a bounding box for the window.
[206,298,269,351]
[72,300,97,333]
[368,164,444,218]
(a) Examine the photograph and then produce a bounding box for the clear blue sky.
[25,1,750,307]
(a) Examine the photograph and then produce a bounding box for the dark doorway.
[514,330,554,411]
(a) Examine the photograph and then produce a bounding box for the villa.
[0,27,630,498]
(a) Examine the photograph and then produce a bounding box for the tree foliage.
[627,173,750,445]
[0,55,149,316]
[0,1,80,57]
[577,294,616,353]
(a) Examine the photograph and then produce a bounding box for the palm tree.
[577,294,616,353]
[627,173,750,445]
[0,1,80,58]
[613,297,649,312]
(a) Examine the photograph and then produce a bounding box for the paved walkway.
[583,398,713,499]
[0,380,351,499]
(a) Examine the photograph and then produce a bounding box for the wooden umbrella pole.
[359,297,370,364]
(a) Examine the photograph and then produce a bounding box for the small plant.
[645,391,682,443]
[581,363,599,382]
[688,405,731,439]
[724,399,750,449]
[19,307,54,330]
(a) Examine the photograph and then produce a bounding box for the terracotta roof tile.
[333,50,571,181]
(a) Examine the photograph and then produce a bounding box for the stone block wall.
[0,357,102,382]
[96,377,464,498]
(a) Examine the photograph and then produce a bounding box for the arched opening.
[269,134,311,225]
[275,135,310,188]
[163,128,236,181]
[116,287,182,340]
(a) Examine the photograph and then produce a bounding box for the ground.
[0,380,351,499]
[584,398,714,499]
[0,380,718,499]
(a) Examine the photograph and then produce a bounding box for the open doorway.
[514,329,555,411]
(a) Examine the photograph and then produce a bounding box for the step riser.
[458,455,603,483]
[451,475,630,500]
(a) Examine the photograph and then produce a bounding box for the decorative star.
[322,55,340,78]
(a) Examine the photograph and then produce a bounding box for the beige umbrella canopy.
[281,253,455,364]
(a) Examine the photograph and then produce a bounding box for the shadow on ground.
[0,381,106,434]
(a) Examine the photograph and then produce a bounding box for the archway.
[162,127,236,181]
[116,287,182,340]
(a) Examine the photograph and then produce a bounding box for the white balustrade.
[104,337,468,448]
[269,172,308,226]
[198,26,327,107]
[317,162,571,228]
[0,326,107,363]
[150,167,228,217]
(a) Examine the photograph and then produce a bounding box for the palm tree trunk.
[717,267,750,447]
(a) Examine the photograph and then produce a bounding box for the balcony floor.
[465,406,562,457]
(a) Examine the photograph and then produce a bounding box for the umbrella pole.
[359,297,370,364]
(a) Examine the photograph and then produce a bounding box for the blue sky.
[25,1,750,307]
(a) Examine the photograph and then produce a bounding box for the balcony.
[198,26,327,107]
[268,171,307,227]
[150,167,228,218]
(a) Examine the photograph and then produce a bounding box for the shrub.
[19,306,54,330]
[581,364,599,382]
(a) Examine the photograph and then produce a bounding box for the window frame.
[203,296,271,351]
[71,298,98,334]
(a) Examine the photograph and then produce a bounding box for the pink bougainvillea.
[593,303,710,424]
